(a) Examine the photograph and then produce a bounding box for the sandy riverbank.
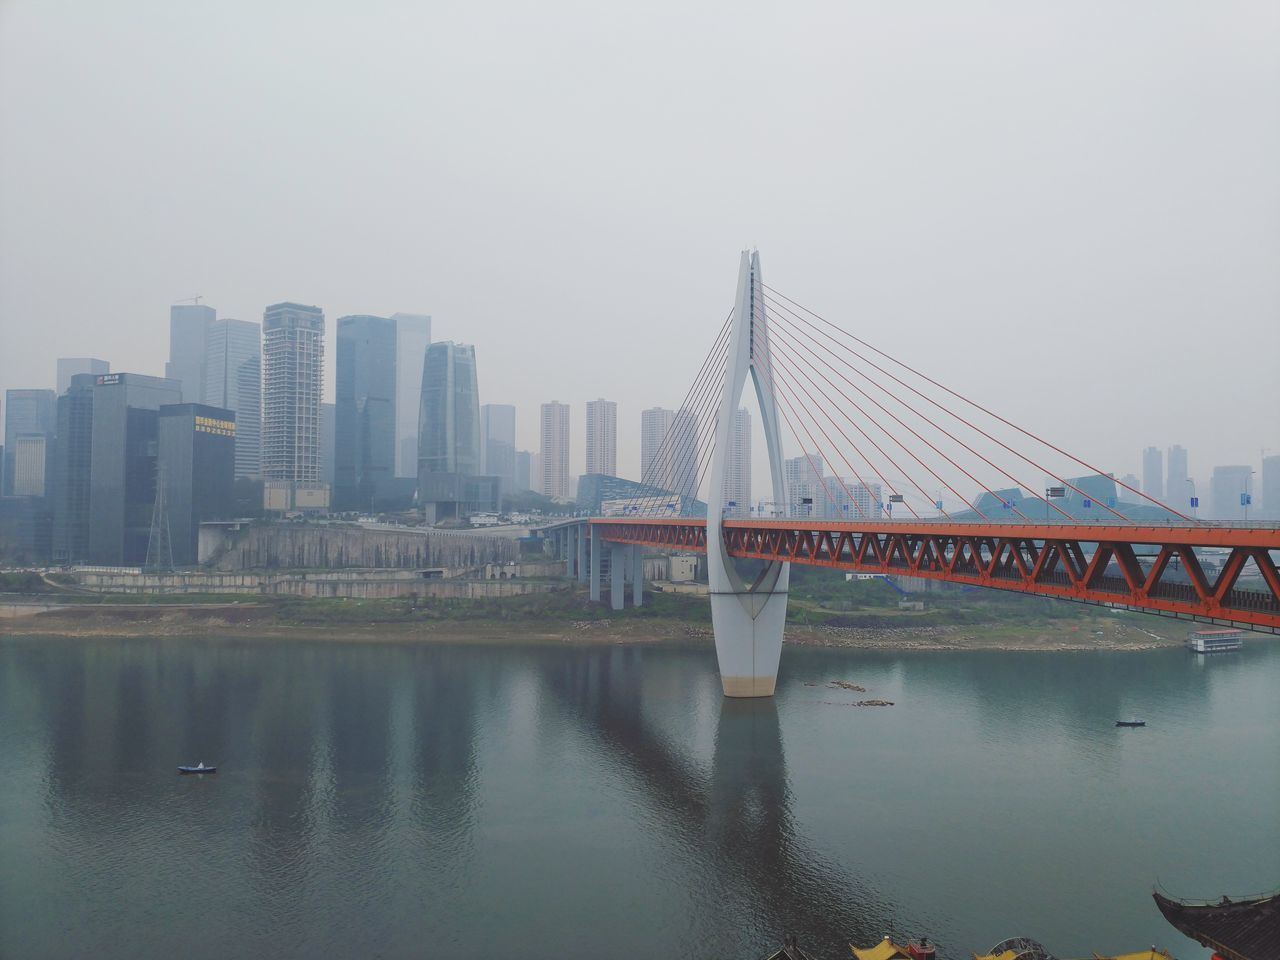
[0,602,1224,652]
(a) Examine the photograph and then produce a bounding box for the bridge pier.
[610,543,626,611]
[590,526,602,602]
[632,544,643,607]
[576,524,588,583]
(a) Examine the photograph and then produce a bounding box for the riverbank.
[0,597,1212,651]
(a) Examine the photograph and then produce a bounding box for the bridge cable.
[757,299,1131,529]
[767,350,909,520]
[768,325,991,520]
[635,336,728,515]
[635,350,728,517]
[767,311,1042,522]
[764,293,1112,522]
[761,314,939,520]
[632,312,732,515]
[763,284,1195,523]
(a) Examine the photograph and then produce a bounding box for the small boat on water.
[178,762,217,774]
[1115,719,1146,727]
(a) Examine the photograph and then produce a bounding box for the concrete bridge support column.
[631,544,643,607]
[590,527,602,603]
[576,524,588,583]
[610,543,626,611]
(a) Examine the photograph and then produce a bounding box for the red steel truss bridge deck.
[588,518,1280,633]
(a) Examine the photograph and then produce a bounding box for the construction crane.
[173,295,203,305]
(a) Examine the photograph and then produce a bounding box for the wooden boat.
[177,762,217,774]
[1115,719,1146,727]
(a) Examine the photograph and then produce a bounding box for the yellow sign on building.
[194,415,236,437]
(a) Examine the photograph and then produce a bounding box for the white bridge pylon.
[707,250,791,698]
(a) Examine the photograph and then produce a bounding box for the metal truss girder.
[589,518,1280,632]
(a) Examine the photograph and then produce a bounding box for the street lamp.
[1185,478,1197,520]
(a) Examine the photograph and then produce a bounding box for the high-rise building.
[418,342,488,520]
[640,407,675,487]
[166,303,216,403]
[320,402,336,491]
[203,319,262,479]
[539,402,571,500]
[480,404,517,492]
[3,388,56,496]
[10,436,49,497]
[1262,454,1280,521]
[1166,445,1189,499]
[1118,473,1142,501]
[56,358,109,395]
[829,478,882,521]
[87,373,182,565]
[52,374,96,564]
[1142,446,1164,500]
[1209,465,1253,520]
[784,453,825,517]
[529,451,542,495]
[262,302,326,511]
[158,404,236,565]
[584,398,617,477]
[670,407,700,498]
[335,315,397,510]
[723,407,751,518]
[391,313,431,479]
[514,450,532,493]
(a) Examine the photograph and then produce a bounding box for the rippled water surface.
[1,635,1277,959]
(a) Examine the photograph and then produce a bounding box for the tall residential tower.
[540,402,571,500]
[262,302,327,511]
[584,398,617,477]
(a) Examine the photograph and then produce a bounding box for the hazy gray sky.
[2,0,1277,492]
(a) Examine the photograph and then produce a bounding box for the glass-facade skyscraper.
[3,388,56,496]
[391,313,431,479]
[335,315,397,510]
[56,358,109,395]
[87,373,182,565]
[418,341,480,476]
[203,318,262,479]
[480,403,516,493]
[52,374,96,564]
[418,342,486,520]
[159,403,236,565]
[166,303,216,403]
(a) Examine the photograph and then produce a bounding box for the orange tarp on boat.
[851,938,912,960]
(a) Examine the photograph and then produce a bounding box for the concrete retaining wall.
[73,570,561,599]
[201,524,520,571]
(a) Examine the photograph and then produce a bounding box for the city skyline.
[3,6,1276,490]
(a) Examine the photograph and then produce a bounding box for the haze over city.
[2,0,1277,486]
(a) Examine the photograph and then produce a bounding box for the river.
[1,635,1276,959]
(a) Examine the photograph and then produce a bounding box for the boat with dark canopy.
[1153,887,1279,960]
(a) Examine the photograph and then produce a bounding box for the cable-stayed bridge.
[546,251,1280,697]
